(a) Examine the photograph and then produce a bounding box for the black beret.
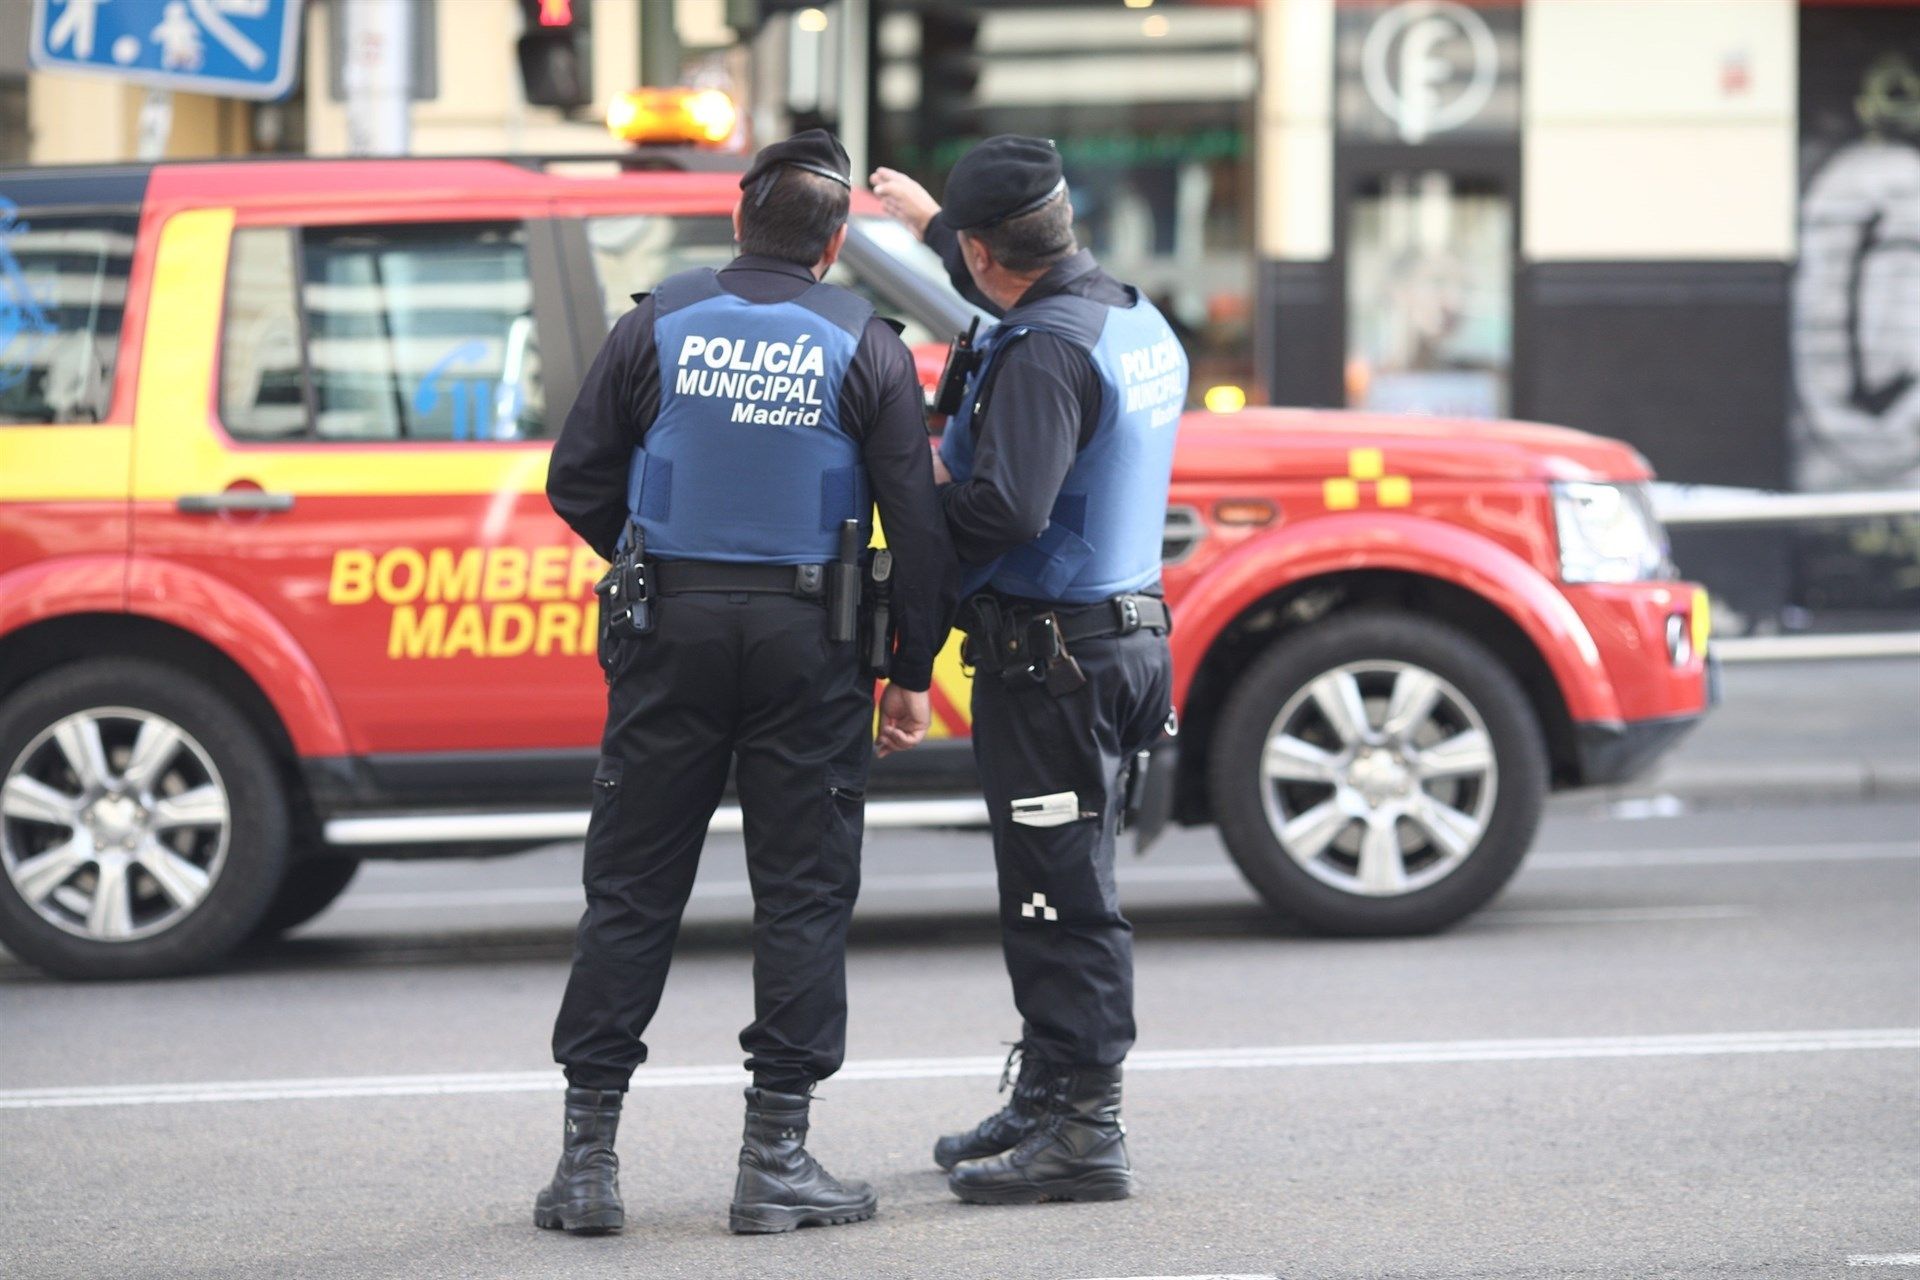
[943,135,1067,231]
[740,128,851,202]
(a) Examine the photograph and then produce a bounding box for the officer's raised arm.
[869,165,1003,319]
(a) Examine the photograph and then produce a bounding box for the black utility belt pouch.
[1026,614,1088,697]
[859,549,895,679]
[957,595,1006,673]
[601,520,655,638]
[962,596,1086,696]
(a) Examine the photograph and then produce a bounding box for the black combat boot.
[947,1064,1133,1204]
[933,1041,1052,1170]
[533,1087,626,1234]
[728,1086,878,1234]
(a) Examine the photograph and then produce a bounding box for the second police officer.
[873,137,1189,1204]
[540,130,956,1237]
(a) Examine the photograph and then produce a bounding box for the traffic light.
[918,8,982,141]
[517,0,594,110]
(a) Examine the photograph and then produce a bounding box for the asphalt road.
[3,793,1917,1280]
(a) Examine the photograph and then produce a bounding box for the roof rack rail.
[507,149,746,173]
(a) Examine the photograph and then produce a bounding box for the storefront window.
[1345,171,1511,418]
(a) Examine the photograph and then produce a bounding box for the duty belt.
[652,560,828,600]
[960,592,1171,692]
[1046,593,1171,644]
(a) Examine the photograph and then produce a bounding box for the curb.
[1568,758,1920,809]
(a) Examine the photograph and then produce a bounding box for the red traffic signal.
[517,0,593,109]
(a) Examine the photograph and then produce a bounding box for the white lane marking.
[331,865,1252,909]
[1849,1257,1920,1267]
[329,837,1920,912]
[324,881,1756,926]
[1480,905,1754,925]
[1074,1275,1277,1280]
[1531,841,1920,870]
[4,1028,1914,1112]
[1607,795,1688,820]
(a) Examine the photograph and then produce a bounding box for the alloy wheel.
[1,707,231,942]
[1257,661,1497,897]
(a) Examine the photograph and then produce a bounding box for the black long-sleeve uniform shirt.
[924,214,1135,569]
[546,254,956,693]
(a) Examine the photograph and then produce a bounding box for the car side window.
[221,221,546,443]
[0,206,138,425]
[583,213,938,346]
[585,214,734,328]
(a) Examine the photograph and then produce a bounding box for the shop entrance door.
[1339,156,1516,419]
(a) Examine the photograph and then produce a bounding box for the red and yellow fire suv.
[0,143,1711,979]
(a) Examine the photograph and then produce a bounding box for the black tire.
[1209,610,1547,936]
[251,856,360,938]
[0,660,291,979]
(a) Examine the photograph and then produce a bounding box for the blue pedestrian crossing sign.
[29,0,305,101]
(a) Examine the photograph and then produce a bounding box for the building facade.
[8,0,1915,529]
[1272,1,1810,486]
[1255,0,1916,614]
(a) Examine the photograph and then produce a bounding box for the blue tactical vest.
[625,268,872,563]
[939,288,1188,603]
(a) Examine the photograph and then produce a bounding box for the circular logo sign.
[1361,1,1499,144]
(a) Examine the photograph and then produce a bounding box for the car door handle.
[175,491,296,514]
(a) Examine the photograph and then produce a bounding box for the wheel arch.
[120,557,350,758]
[1171,569,1584,826]
[0,612,318,840]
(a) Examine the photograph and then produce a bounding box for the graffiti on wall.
[1791,9,1920,611]
[1793,22,1920,495]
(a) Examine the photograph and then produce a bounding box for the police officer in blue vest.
[873,136,1187,1204]
[540,130,955,1236]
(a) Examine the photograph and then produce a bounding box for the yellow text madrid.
[328,546,607,659]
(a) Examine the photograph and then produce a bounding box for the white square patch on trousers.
[1021,892,1059,921]
[1010,791,1082,828]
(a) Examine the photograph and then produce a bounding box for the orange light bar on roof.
[607,88,738,147]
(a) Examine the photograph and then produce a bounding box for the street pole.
[837,0,869,176]
[640,0,681,88]
[343,0,412,156]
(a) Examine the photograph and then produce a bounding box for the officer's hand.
[876,684,931,757]
[930,442,952,486]
[869,168,939,241]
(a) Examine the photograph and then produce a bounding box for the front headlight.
[1552,482,1671,583]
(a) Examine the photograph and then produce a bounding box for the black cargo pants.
[552,591,874,1094]
[969,624,1174,1068]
